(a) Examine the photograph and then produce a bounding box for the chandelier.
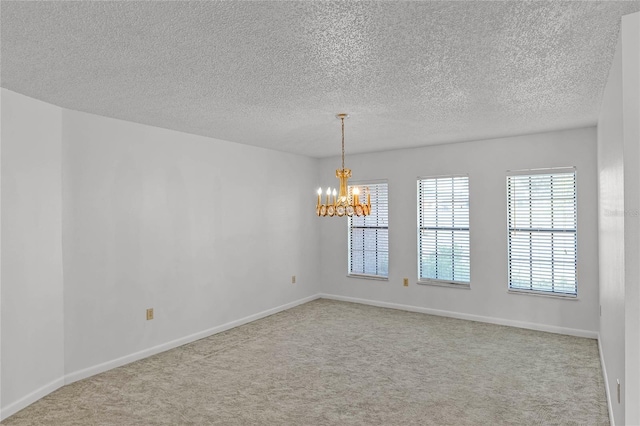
[316,113,370,217]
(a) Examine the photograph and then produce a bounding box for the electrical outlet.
[146,308,154,320]
[403,278,409,287]
[291,275,296,284]
[617,379,620,403]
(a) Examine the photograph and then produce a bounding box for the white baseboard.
[318,293,598,339]
[1,294,319,421]
[598,334,615,426]
[0,377,65,421]
[65,294,320,385]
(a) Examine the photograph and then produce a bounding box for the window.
[507,169,577,296]
[418,176,470,285]
[348,182,388,278]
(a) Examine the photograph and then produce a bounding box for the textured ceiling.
[2,1,639,158]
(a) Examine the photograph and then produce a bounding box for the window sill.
[417,279,470,290]
[508,289,578,300]
[347,274,389,281]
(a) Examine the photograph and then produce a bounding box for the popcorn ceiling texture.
[1,1,638,157]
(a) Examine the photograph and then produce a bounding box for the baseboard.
[598,334,615,426]
[318,293,598,339]
[0,377,65,421]
[65,294,320,385]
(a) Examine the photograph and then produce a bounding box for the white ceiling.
[2,1,638,158]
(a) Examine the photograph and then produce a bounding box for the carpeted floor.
[2,299,609,425]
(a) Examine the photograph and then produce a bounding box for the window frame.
[506,167,578,298]
[347,180,389,280]
[417,174,471,288]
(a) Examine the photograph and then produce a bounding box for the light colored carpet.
[2,299,609,425]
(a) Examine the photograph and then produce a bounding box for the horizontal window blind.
[418,176,470,283]
[507,171,577,296]
[348,182,389,277]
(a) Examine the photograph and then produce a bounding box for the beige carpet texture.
[2,299,609,425]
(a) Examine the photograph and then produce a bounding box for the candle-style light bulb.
[353,187,360,206]
[316,187,322,208]
[317,188,322,196]
[332,188,337,205]
[325,187,331,204]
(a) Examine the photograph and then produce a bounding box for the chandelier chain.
[341,116,345,171]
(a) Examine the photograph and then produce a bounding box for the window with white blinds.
[418,176,470,284]
[507,170,577,296]
[348,182,389,278]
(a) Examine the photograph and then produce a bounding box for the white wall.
[598,35,626,426]
[598,12,640,426]
[1,82,2,419]
[319,127,599,336]
[61,109,321,376]
[1,90,65,416]
[0,90,320,419]
[622,12,640,425]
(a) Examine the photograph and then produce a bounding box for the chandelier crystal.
[316,113,370,217]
